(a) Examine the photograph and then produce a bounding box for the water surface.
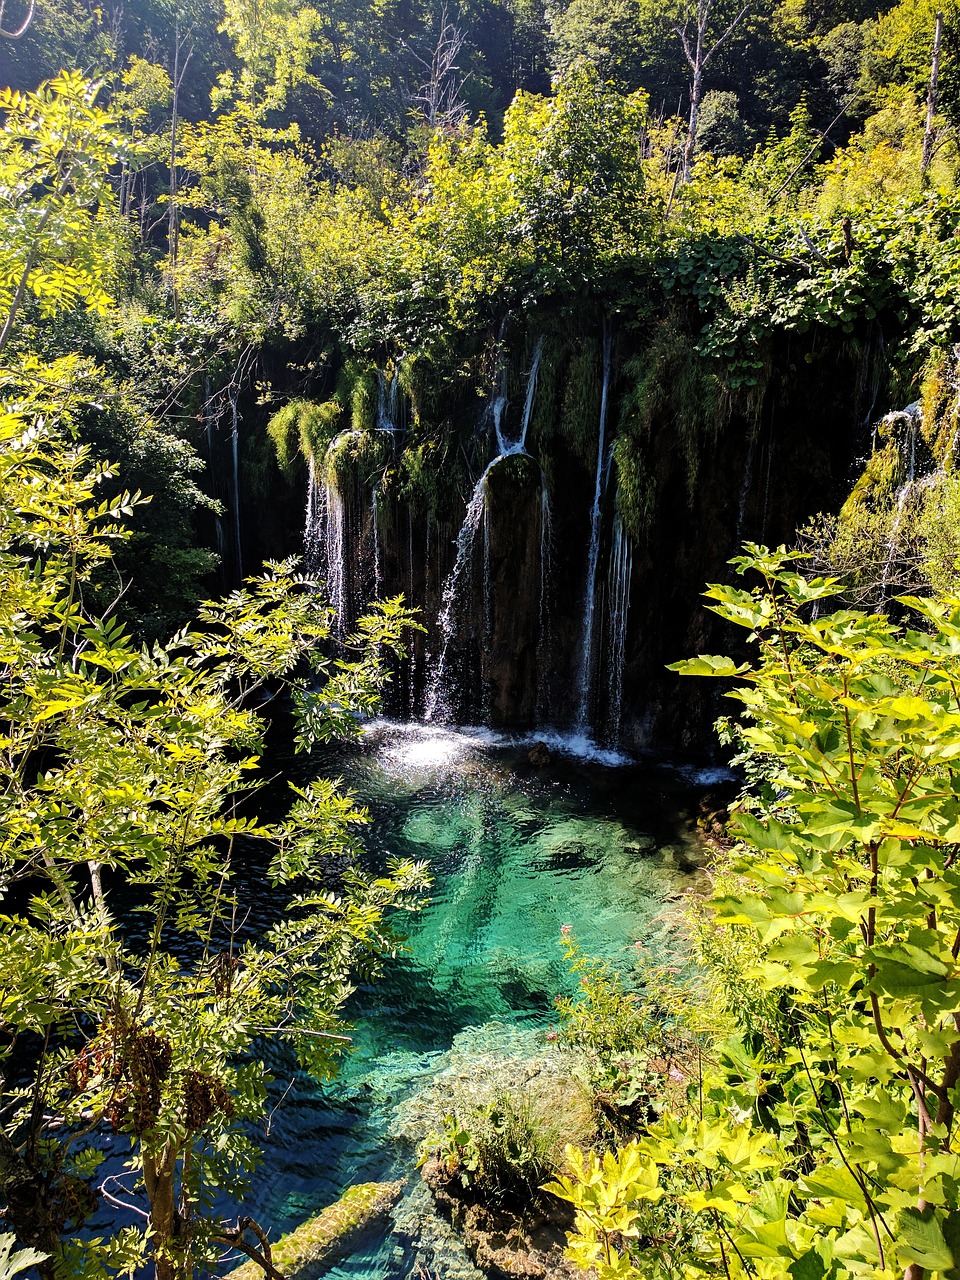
[219,721,711,1278]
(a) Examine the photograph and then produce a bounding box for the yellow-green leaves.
[0,388,425,1269]
[559,546,960,1279]
[545,1142,661,1278]
[214,0,325,114]
[0,73,125,351]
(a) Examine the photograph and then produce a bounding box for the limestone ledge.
[228,1179,405,1280]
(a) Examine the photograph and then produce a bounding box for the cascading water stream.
[736,430,756,542]
[304,456,325,574]
[761,422,776,537]
[426,338,545,723]
[495,337,542,456]
[881,481,913,596]
[377,369,402,434]
[424,474,489,722]
[574,325,613,732]
[880,403,923,598]
[372,487,382,599]
[229,385,243,579]
[202,375,227,568]
[535,474,556,724]
[606,512,633,741]
[325,480,348,632]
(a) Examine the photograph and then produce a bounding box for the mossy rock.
[266,399,343,478]
[921,349,960,466]
[228,1179,405,1280]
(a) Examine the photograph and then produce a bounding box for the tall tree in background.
[677,0,752,180]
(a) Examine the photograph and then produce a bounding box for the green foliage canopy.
[551,546,960,1277]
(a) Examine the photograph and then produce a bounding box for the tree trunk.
[168,29,181,312]
[143,1141,184,1280]
[921,11,944,178]
[683,63,704,182]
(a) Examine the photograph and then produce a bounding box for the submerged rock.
[227,1179,404,1280]
[399,1023,593,1280]
[393,1178,486,1280]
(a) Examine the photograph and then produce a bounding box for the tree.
[213,0,326,116]
[676,0,753,181]
[0,72,427,1278]
[551,545,960,1277]
[862,0,960,128]
[0,403,425,1276]
[0,73,124,357]
[498,67,649,286]
[549,0,681,96]
[921,9,945,174]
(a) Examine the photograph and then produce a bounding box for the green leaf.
[668,654,751,677]
[897,1209,955,1272]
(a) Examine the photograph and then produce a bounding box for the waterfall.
[482,499,493,718]
[881,480,913,596]
[325,480,348,632]
[492,396,508,455]
[495,337,543,456]
[761,423,776,538]
[377,369,401,434]
[519,338,543,453]
[736,430,756,543]
[535,473,555,724]
[575,325,613,732]
[203,374,215,459]
[229,386,243,579]
[203,375,227,572]
[304,457,325,574]
[606,512,633,741]
[214,518,226,572]
[882,470,938,597]
[371,486,382,599]
[425,470,489,722]
[427,338,546,723]
[879,402,925,598]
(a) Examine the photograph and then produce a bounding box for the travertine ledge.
[228,1179,405,1280]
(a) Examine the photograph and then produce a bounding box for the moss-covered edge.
[228,1179,405,1280]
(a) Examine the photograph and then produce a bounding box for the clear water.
[88,721,712,1277]
[225,722,707,1275]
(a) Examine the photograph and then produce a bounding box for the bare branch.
[212,1217,285,1280]
[702,1,751,68]
[675,24,696,69]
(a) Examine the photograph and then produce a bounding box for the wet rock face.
[262,314,874,754]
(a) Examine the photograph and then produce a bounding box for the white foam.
[671,764,737,786]
[362,720,491,772]
[364,719,634,768]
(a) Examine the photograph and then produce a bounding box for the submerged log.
[228,1180,405,1280]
